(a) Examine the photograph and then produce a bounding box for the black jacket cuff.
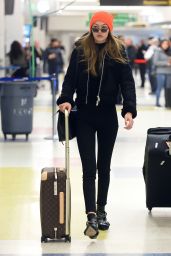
[121,106,137,119]
[56,96,75,107]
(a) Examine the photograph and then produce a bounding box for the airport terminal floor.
[0,74,171,256]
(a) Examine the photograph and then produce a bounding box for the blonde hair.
[77,32,127,76]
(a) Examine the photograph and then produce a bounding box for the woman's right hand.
[58,102,72,113]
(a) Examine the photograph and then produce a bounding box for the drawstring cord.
[86,53,106,106]
[96,53,106,106]
[85,61,90,104]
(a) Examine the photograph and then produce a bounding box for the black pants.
[139,64,146,88]
[76,105,118,213]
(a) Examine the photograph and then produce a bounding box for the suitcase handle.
[148,127,171,135]
[64,109,70,179]
[64,110,71,236]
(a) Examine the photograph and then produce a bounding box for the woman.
[152,39,171,107]
[8,40,28,77]
[57,11,137,239]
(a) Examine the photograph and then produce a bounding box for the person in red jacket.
[57,11,137,239]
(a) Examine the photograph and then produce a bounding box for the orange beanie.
[89,11,113,32]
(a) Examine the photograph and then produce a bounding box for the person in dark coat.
[124,38,137,70]
[136,40,148,88]
[8,40,28,77]
[44,39,64,93]
[57,11,137,239]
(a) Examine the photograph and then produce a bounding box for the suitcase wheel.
[26,134,29,141]
[147,207,152,212]
[4,134,7,140]
[65,235,71,243]
[41,236,48,243]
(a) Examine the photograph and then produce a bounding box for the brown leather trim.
[59,192,65,224]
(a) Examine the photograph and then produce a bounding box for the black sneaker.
[97,210,110,230]
[84,215,99,239]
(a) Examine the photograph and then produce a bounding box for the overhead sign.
[100,0,171,5]
[114,13,137,26]
[143,0,171,5]
[86,12,137,27]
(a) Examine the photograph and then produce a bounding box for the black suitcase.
[143,127,171,211]
[40,110,71,242]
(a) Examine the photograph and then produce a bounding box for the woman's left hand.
[124,112,134,130]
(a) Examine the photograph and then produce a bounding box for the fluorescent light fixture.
[140,7,163,23]
[37,0,50,13]
[161,24,171,28]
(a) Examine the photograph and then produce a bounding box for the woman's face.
[161,40,170,50]
[91,21,109,44]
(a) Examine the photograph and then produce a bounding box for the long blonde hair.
[77,32,128,76]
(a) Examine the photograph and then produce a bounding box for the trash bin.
[0,84,2,109]
[165,75,171,108]
[0,81,37,140]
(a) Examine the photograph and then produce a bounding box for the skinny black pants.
[76,105,118,213]
[139,63,146,88]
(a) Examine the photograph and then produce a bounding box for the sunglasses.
[92,27,109,33]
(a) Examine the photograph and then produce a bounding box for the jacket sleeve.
[119,61,137,119]
[56,48,78,106]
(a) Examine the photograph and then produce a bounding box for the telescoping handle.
[64,109,70,179]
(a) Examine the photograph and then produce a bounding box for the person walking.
[136,40,148,88]
[153,39,171,107]
[57,11,137,239]
[144,37,159,94]
[44,38,64,94]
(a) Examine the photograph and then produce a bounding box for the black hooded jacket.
[57,44,137,118]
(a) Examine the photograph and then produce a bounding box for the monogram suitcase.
[40,110,71,242]
[143,127,171,211]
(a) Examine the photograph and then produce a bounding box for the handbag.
[57,107,77,142]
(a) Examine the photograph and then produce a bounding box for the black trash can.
[165,75,171,108]
[0,81,37,140]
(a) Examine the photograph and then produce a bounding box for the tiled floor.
[0,75,171,255]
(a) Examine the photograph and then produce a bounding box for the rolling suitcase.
[40,110,71,242]
[143,127,171,211]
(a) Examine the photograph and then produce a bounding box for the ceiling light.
[37,0,50,13]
